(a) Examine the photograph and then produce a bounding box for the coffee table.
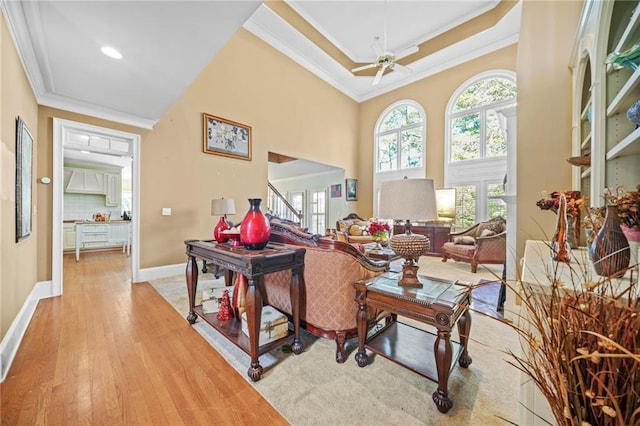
[353,271,472,413]
[363,244,401,262]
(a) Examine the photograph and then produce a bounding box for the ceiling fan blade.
[372,66,385,86]
[393,63,413,75]
[395,44,419,60]
[351,63,378,73]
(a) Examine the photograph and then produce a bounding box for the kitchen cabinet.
[64,168,105,194]
[105,172,121,206]
[571,0,640,206]
[74,222,131,261]
[63,223,76,251]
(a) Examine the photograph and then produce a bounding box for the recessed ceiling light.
[101,46,122,59]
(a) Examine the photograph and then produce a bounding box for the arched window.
[374,101,426,216]
[376,102,425,172]
[446,72,516,228]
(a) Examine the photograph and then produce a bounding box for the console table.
[185,240,306,381]
[353,272,472,413]
[393,222,450,256]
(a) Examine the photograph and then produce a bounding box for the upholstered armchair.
[441,216,506,273]
[263,216,388,363]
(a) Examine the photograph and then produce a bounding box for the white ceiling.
[3,0,521,131]
[268,157,343,181]
[3,0,520,177]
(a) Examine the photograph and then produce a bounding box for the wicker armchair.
[441,217,506,273]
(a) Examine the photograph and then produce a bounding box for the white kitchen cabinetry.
[571,0,640,206]
[63,223,76,251]
[105,173,121,206]
[65,168,105,194]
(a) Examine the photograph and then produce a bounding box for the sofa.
[441,216,506,273]
[335,213,377,244]
[263,215,388,363]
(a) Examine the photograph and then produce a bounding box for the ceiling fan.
[351,1,419,86]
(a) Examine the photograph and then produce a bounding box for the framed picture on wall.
[15,116,33,242]
[203,113,252,161]
[346,178,358,201]
[330,184,342,198]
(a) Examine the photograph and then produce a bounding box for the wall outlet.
[162,207,171,216]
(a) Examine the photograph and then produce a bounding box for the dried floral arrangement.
[604,185,640,229]
[536,191,584,218]
[488,263,640,425]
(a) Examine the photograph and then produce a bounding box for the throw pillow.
[338,220,353,232]
[454,236,476,245]
[349,224,365,236]
[479,229,496,238]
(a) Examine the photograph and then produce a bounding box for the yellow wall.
[515,0,583,263]
[357,45,518,218]
[1,17,39,338]
[3,2,584,341]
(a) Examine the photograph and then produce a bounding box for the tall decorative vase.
[621,225,640,271]
[239,198,271,250]
[551,193,571,263]
[590,205,630,277]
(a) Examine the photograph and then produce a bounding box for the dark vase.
[590,205,630,277]
[551,193,571,263]
[240,198,271,250]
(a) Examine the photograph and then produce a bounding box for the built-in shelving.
[612,3,640,54]
[581,132,592,150]
[606,126,640,159]
[581,167,591,179]
[606,67,640,117]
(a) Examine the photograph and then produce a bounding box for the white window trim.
[444,70,516,223]
[444,70,516,174]
[373,99,426,216]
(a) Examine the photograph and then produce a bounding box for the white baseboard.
[0,280,56,383]
[137,263,187,283]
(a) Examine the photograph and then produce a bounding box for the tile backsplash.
[64,193,122,221]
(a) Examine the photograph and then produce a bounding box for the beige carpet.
[150,257,520,425]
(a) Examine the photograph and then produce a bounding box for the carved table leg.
[245,277,264,382]
[186,255,199,324]
[290,267,304,355]
[354,292,369,368]
[457,309,473,368]
[432,329,453,413]
[335,332,347,363]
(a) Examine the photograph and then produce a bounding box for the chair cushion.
[454,236,476,245]
[443,242,476,258]
[479,229,496,238]
[349,224,366,236]
[337,220,353,232]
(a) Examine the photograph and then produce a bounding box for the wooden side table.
[185,240,306,381]
[353,272,472,413]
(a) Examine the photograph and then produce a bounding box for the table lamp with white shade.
[378,178,438,287]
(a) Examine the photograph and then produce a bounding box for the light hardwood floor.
[1,251,287,425]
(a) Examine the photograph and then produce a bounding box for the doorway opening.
[52,118,141,296]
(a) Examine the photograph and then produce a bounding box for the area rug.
[150,270,521,425]
[471,279,505,320]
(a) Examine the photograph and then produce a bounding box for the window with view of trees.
[446,73,516,227]
[376,103,424,172]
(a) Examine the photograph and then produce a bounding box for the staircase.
[267,182,303,224]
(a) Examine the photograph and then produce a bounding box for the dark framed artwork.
[15,116,33,242]
[346,178,358,201]
[330,184,342,198]
[203,113,252,161]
